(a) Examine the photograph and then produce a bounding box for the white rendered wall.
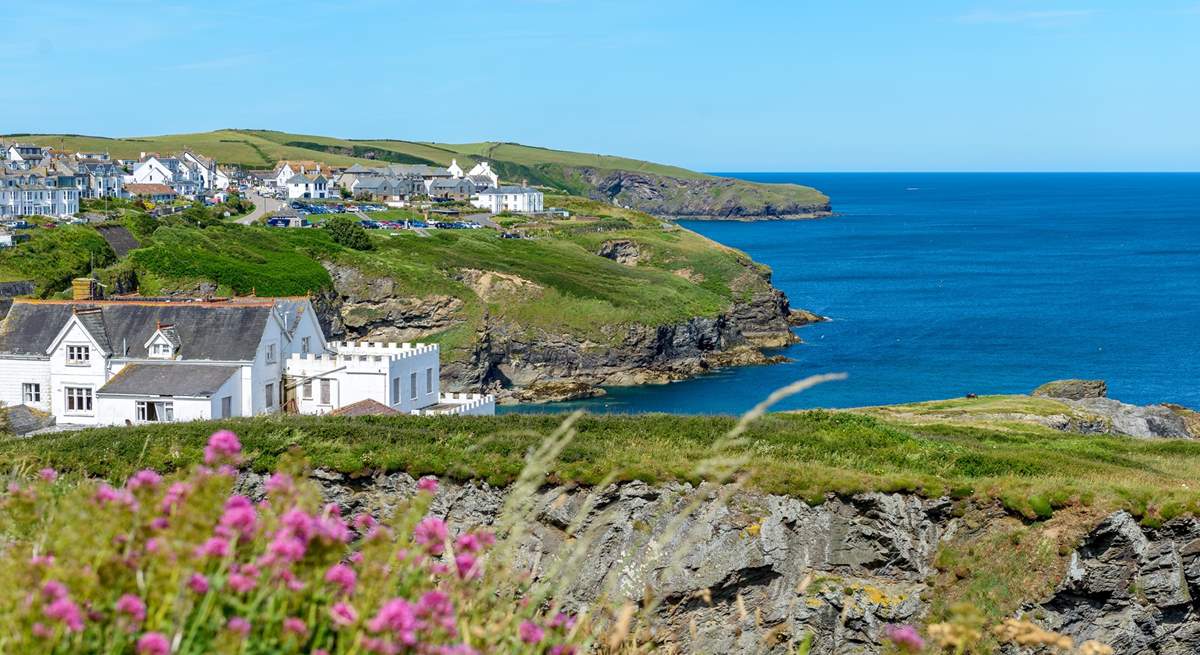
[0,357,51,411]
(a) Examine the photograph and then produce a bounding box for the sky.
[4,1,1199,171]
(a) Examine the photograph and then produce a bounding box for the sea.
[503,173,1200,415]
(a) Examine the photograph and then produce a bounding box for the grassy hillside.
[6,130,830,216]
[4,410,1200,524]
[0,198,778,366]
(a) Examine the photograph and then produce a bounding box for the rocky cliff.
[233,470,1186,654]
[573,168,833,220]
[319,260,810,402]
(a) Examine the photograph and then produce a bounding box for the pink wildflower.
[417,476,438,493]
[227,572,257,593]
[417,590,456,632]
[454,553,479,579]
[265,472,293,495]
[549,613,577,630]
[280,508,315,541]
[266,534,306,563]
[884,625,926,652]
[115,594,146,623]
[30,554,54,567]
[38,468,57,482]
[187,573,210,594]
[315,514,351,544]
[136,631,170,655]
[41,580,68,600]
[519,620,545,644]
[31,622,52,639]
[160,481,191,514]
[550,646,577,655]
[283,616,308,638]
[454,532,482,554]
[353,513,378,531]
[413,516,449,555]
[279,568,307,592]
[329,601,359,627]
[94,483,133,507]
[44,597,85,632]
[195,536,230,559]
[145,538,161,554]
[325,563,357,595]
[203,429,242,465]
[219,495,258,540]
[226,616,251,636]
[126,469,162,491]
[149,517,169,531]
[368,598,420,645]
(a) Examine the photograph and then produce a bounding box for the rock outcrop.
[319,260,806,401]
[1031,512,1200,653]
[1033,379,1108,401]
[236,472,948,654]
[233,468,1200,654]
[596,239,641,266]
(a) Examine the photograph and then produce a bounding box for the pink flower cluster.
[13,430,584,654]
[884,624,926,652]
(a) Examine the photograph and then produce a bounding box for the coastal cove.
[505,172,1200,415]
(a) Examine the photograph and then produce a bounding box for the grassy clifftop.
[3,408,1199,524]
[8,130,830,219]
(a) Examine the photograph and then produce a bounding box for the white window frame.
[66,344,90,365]
[300,336,310,355]
[265,383,275,407]
[302,379,313,400]
[22,382,40,403]
[64,386,93,414]
[391,377,400,405]
[136,400,174,422]
[410,372,418,400]
[220,396,232,419]
[426,367,433,394]
[320,378,331,405]
[265,343,277,364]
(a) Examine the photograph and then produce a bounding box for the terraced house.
[0,167,80,217]
[0,293,493,429]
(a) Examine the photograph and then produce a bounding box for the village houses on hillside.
[0,285,494,429]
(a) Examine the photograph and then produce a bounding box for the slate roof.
[125,183,176,196]
[0,300,277,360]
[478,185,539,195]
[98,363,240,397]
[330,399,400,417]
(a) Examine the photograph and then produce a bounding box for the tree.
[326,215,372,250]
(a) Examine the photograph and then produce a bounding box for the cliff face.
[318,261,805,402]
[234,471,1183,654]
[572,168,832,220]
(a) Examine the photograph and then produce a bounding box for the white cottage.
[0,295,492,428]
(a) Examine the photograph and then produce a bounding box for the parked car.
[359,219,381,229]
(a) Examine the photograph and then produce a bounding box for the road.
[238,191,285,225]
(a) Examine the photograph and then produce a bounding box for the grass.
[0,225,115,295]
[6,412,1200,523]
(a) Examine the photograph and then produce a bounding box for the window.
[265,343,277,364]
[22,383,40,403]
[151,342,172,358]
[301,336,310,355]
[66,345,90,364]
[265,383,275,407]
[65,386,92,413]
[320,379,331,405]
[391,377,400,405]
[136,401,174,422]
[426,367,434,394]
[302,379,313,400]
[220,396,232,419]
[410,372,418,400]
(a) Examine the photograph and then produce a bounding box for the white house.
[0,169,81,218]
[0,294,493,428]
[466,161,500,188]
[270,161,326,188]
[471,185,544,214]
[286,174,329,199]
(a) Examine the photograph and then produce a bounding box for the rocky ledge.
[232,469,1200,654]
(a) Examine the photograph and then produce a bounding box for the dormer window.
[67,345,90,364]
[150,343,173,358]
[144,324,180,359]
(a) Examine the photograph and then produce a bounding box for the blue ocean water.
[504,173,1200,415]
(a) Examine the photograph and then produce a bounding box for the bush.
[325,216,372,251]
[0,430,583,653]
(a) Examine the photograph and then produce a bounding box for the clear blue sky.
[4,1,1199,171]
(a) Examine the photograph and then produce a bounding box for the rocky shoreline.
[317,261,822,404]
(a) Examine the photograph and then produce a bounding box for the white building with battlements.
[285,341,493,416]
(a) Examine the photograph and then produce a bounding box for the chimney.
[72,277,98,301]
